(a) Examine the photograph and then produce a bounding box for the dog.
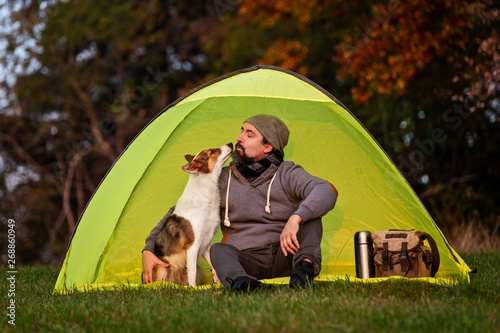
[151,143,233,286]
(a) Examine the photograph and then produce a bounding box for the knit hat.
[244,114,290,156]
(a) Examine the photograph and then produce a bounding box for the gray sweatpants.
[210,219,323,289]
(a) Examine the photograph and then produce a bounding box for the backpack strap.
[382,242,389,271]
[423,233,441,277]
[400,241,411,275]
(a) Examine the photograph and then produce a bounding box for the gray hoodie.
[144,161,337,252]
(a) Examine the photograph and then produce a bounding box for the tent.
[54,65,470,293]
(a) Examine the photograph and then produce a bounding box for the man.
[142,114,337,291]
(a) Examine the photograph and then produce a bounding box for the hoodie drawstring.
[265,171,278,214]
[224,167,278,226]
[224,168,232,227]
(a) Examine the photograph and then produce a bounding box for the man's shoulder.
[278,160,327,184]
[278,160,304,173]
[279,160,298,168]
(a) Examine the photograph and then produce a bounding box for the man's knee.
[209,242,223,261]
[297,219,323,243]
[210,242,223,254]
[209,242,237,263]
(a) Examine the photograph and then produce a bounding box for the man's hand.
[280,214,303,256]
[142,250,169,284]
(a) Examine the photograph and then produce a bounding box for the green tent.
[54,65,470,293]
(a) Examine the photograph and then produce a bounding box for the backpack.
[371,229,440,278]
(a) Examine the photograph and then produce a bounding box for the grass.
[1,251,499,332]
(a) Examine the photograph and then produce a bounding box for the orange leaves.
[335,0,480,103]
[258,39,309,76]
[238,0,324,30]
[239,0,293,27]
[224,0,497,107]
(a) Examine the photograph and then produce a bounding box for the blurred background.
[1,0,498,265]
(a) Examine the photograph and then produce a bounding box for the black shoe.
[227,276,270,293]
[289,260,315,289]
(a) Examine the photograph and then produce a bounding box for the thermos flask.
[354,231,375,278]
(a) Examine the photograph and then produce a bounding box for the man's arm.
[143,206,175,252]
[280,214,303,256]
[142,250,169,284]
[142,206,174,284]
[284,163,337,223]
[279,163,338,256]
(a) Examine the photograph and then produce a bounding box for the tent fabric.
[54,65,470,293]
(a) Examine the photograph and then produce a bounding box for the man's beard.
[232,143,255,166]
[232,143,283,180]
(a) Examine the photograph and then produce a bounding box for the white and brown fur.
[152,143,233,286]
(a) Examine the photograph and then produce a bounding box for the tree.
[205,0,500,243]
[0,0,218,263]
[1,0,498,264]
[334,0,500,236]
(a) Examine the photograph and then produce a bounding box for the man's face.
[235,122,273,163]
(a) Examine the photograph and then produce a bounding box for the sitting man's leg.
[210,243,274,292]
[275,218,323,288]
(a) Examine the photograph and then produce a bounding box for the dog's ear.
[184,154,195,162]
[182,160,203,174]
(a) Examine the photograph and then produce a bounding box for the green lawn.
[1,251,498,332]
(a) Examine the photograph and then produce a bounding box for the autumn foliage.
[0,0,498,263]
[335,0,499,103]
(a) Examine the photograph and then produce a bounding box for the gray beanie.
[244,114,290,155]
